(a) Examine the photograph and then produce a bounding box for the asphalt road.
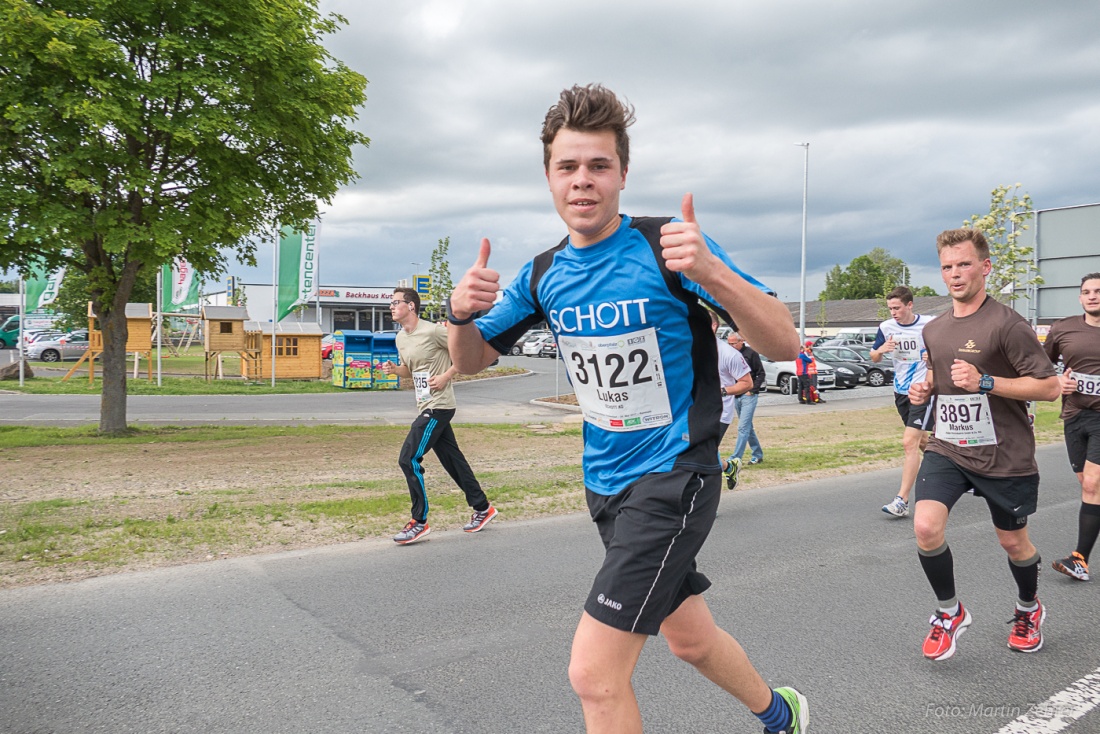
[0,355,895,426]
[1,445,1098,733]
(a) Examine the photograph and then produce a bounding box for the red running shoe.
[463,505,497,533]
[923,604,971,661]
[393,520,431,545]
[1008,599,1045,653]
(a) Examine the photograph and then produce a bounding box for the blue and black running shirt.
[475,215,774,495]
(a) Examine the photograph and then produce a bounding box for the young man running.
[909,228,1059,661]
[1044,273,1100,581]
[380,287,496,545]
[870,286,935,518]
[447,84,808,734]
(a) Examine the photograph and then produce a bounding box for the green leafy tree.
[963,184,1038,302]
[820,256,888,300]
[820,247,930,301]
[230,286,248,310]
[0,278,17,294]
[0,0,368,434]
[911,285,939,297]
[425,236,454,322]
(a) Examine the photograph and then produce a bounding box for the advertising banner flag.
[161,257,201,313]
[276,223,318,321]
[24,263,66,311]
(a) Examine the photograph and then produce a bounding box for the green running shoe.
[723,457,742,490]
[766,686,809,733]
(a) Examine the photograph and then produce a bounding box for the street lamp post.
[410,262,422,289]
[795,142,809,344]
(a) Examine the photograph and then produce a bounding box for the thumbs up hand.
[659,193,720,281]
[450,238,500,320]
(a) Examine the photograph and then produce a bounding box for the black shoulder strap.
[528,236,569,314]
[628,216,736,328]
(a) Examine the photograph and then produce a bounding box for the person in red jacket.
[797,342,824,405]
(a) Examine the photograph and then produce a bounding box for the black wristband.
[445,297,476,326]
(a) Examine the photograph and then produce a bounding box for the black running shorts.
[915,451,1038,531]
[895,391,935,432]
[1064,411,1100,474]
[583,470,720,636]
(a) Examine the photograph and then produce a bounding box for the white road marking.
[996,667,1100,733]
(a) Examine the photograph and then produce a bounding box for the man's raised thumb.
[475,238,491,268]
[680,193,696,224]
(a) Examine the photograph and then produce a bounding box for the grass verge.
[2,365,525,395]
[0,403,1065,588]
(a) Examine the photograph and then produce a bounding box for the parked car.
[321,333,336,360]
[807,347,866,388]
[511,330,550,356]
[817,338,867,352]
[830,327,879,347]
[760,355,836,395]
[522,334,557,358]
[820,344,893,388]
[24,330,90,362]
[23,329,65,345]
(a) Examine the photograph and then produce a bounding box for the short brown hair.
[541,84,635,170]
[887,286,914,304]
[1082,273,1100,287]
[936,228,990,260]
[393,287,419,312]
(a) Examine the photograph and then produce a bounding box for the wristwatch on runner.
[979,374,995,394]
[445,297,477,326]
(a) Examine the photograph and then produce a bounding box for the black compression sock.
[918,543,956,604]
[1009,553,1041,603]
[1076,502,1100,562]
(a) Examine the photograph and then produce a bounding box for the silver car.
[24,331,90,362]
[759,355,836,395]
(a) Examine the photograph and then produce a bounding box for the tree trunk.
[98,303,130,435]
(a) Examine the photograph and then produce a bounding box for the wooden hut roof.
[202,305,249,321]
[87,302,154,318]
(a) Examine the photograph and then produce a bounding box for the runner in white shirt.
[870,286,935,518]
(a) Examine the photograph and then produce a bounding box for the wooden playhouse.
[241,321,324,380]
[200,305,258,379]
[63,302,154,382]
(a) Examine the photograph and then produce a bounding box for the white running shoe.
[882,496,909,518]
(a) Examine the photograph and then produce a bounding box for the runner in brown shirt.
[1044,273,1100,581]
[908,228,1059,661]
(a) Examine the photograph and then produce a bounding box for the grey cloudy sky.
[54,1,1100,303]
